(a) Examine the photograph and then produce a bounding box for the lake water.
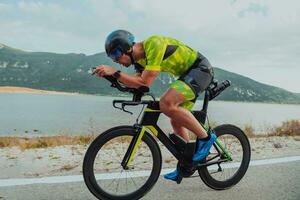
[0,93,299,136]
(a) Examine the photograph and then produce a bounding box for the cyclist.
[94,30,217,182]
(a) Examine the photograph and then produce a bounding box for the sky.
[0,0,300,93]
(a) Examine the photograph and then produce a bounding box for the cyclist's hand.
[94,65,117,77]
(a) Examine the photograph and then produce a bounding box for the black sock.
[200,132,211,141]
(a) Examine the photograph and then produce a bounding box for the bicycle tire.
[198,124,251,190]
[83,126,162,200]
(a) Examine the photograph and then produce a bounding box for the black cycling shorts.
[179,52,214,95]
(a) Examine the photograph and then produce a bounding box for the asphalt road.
[0,160,299,200]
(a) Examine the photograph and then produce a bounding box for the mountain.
[1,43,299,104]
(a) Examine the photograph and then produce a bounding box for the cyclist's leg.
[175,64,218,161]
[160,85,207,139]
[169,97,197,142]
[170,118,190,142]
[163,85,203,181]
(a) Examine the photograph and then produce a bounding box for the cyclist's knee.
[160,100,178,116]
[160,88,185,116]
[159,99,169,114]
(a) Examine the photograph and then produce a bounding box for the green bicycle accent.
[144,108,160,112]
[215,139,233,161]
[144,125,158,136]
[126,126,147,167]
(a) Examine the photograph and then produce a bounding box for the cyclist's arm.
[119,36,164,88]
[118,70,159,88]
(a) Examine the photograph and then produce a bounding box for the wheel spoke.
[128,170,138,188]
[116,170,123,193]
[106,172,119,188]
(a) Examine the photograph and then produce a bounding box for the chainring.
[176,162,196,178]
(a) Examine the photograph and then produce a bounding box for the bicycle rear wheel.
[198,124,251,190]
[83,126,162,200]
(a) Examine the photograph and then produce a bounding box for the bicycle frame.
[121,90,232,170]
[84,72,250,199]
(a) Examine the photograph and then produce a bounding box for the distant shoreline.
[0,86,78,95]
[0,86,299,105]
[0,86,124,97]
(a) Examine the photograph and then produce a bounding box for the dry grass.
[268,120,300,137]
[243,124,256,138]
[242,120,300,138]
[0,135,95,150]
[0,120,299,149]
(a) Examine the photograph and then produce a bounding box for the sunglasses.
[109,48,123,61]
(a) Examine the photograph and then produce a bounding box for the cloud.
[0,2,11,11]
[238,3,268,17]
[0,0,299,92]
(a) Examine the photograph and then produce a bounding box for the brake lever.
[145,92,156,101]
[122,104,133,115]
[113,102,123,110]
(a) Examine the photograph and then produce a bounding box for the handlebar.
[91,67,151,102]
[91,67,155,114]
[112,100,157,114]
[91,67,231,113]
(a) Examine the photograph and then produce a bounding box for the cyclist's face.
[116,54,131,67]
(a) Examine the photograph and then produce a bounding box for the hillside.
[0,43,299,104]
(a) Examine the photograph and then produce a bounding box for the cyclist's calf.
[170,119,190,141]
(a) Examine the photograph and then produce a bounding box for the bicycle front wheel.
[83,126,162,200]
[198,124,251,190]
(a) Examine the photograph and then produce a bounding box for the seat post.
[201,90,210,123]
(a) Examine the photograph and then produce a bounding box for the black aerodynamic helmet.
[105,30,135,61]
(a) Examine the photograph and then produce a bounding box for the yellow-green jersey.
[135,35,198,76]
[134,35,213,111]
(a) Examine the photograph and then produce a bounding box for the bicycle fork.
[121,126,146,170]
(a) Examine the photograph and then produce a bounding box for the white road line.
[0,155,299,187]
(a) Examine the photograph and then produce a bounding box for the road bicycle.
[83,73,251,200]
